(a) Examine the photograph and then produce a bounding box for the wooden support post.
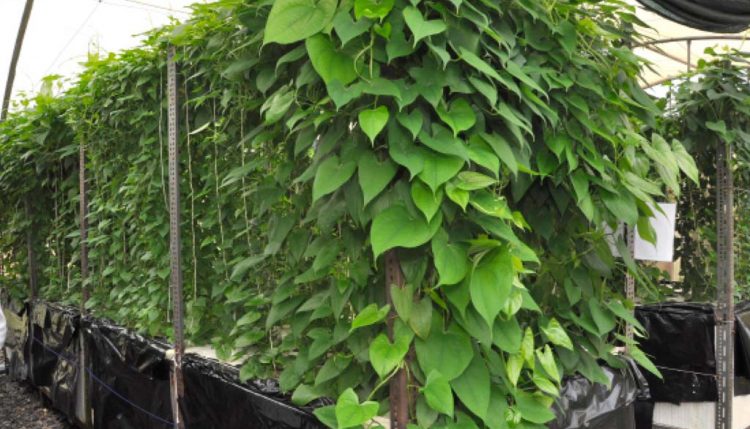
[385,250,410,429]
[715,142,734,429]
[77,141,92,428]
[167,45,185,429]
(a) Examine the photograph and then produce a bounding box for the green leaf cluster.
[0,0,697,427]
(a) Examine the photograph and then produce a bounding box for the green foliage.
[659,48,750,301]
[0,0,697,427]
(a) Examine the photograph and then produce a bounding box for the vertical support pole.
[77,141,92,428]
[24,195,36,386]
[167,45,185,429]
[715,142,734,429]
[385,250,410,429]
[687,40,692,74]
[1,0,34,121]
[625,226,636,344]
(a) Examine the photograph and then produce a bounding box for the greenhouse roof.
[0,0,198,102]
[633,0,750,88]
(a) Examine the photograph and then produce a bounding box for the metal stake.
[77,141,92,428]
[385,250,410,429]
[625,226,635,344]
[24,195,36,387]
[167,45,185,429]
[715,142,734,429]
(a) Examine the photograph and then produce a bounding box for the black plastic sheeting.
[181,356,322,429]
[4,297,664,429]
[635,302,750,404]
[2,297,29,381]
[84,318,174,429]
[635,0,750,33]
[29,302,81,420]
[550,359,651,429]
[1,299,323,429]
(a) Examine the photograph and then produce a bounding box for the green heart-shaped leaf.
[264,0,337,45]
[370,204,441,259]
[358,152,397,206]
[354,0,395,20]
[418,150,464,192]
[411,179,443,221]
[397,109,423,140]
[351,303,390,330]
[422,371,454,417]
[306,34,357,85]
[403,6,446,45]
[431,229,468,285]
[312,155,357,202]
[359,106,390,144]
[415,328,473,380]
[470,248,513,328]
[419,125,470,161]
[451,355,490,421]
[335,388,380,429]
[369,332,410,378]
[436,99,476,136]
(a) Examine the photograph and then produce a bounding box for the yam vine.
[0,1,699,428]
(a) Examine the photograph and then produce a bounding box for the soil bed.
[0,355,71,429]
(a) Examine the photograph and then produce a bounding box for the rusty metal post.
[625,226,635,345]
[385,250,410,429]
[167,45,185,429]
[76,141,92,428]
[715,142,734,429]
[24,195,36,387]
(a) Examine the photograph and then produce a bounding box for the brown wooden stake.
[385,250,410,429]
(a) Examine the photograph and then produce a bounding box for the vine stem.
[183,62,199,303]
[366,365,400,401]
[212,96,230,282]
[239,111,252,249]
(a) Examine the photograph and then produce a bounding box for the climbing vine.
[660,48,750,302]
[0,0,700,428]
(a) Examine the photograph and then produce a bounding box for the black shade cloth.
[29,302,81,421]
[181,356,323,429]
[84,317,174,429]
[1,297,29,381]
[0,297,322,429]
[636,0,750,33]
[635,302,750,404]
[550,358,650,429]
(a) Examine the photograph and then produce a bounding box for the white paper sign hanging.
[634,202,676,262]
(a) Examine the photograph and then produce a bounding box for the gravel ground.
[0,354,71,429]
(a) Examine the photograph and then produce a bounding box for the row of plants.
[0,0,705,427]
[660,49,750,302]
